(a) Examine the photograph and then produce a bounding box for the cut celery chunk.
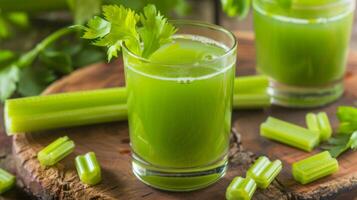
[226,176,257,200]
[247,156,282,188]
[292,151,339,184]
[0,168,15,194]
[37,136,75,166]
[306,112,332,141]
[261,117,319,152]
[317,112,332,141]
[75,152,101,186]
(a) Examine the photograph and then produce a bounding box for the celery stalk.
[233,94,271,109]
[6,104,127,134]
[292,151,338,184]
[260,117,320,152]
[5,76,271,134]
[0,168,16,194]
[6,87,127,116]
[234,75,269,94]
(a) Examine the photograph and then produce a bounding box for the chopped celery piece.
[260,117,319,152]
[246,156,282,189]
[317,112,332,141]
[292,151,338,184]
[0,168,15,194]
[234,75,269,94]
[226,176,257,200]
[37,136,75,166]
[338,122,357,134]
[233,94,271,109]
[75,152,101,186]
[337,106,357,124]
[305,112,332,141]
[306,113,319,133]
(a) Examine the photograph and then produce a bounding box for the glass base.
[132,153,228,192]
[268,80,344,108]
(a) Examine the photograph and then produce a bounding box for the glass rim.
[254,0,355,10]
[122,20,237,67]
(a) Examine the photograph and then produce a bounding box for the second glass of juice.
[253,0,355,107]
[123,21,237,191]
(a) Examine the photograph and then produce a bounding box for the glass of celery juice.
[253,0,355,107]
[123,21,237,191]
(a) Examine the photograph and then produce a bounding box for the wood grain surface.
[9,32,357,200]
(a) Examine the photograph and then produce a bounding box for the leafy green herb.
[78,4,177,61]
[18,66,56,96]
[322,131,357,158]
[0,28,74,101]
[337,106,357,124]
[0,65,20,101]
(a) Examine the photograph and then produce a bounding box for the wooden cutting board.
[12,32,357,200]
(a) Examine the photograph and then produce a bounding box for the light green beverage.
[123,21,237,191]
[253,0,355,107]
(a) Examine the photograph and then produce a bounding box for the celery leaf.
[80,4,176,61]
[139,4,177,58]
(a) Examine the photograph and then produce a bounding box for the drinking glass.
[122,20,237,191]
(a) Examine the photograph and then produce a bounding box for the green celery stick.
[246,156,282,189]
[234,75,269,94]
[317,112,332,141]
[337,106,357,124]
[260,117,320,152]
[75,152,101,186]
[5,87,127,117]
[6,104,127,134]
[5,76,272,134]
[37,136,75,166]
[306,113,320,133]
[226,176,257,200]
[233,94,271,109]
[338,122,357,134]
[0,168,16,194]
[306,112,332,141]
[292,151,338,184]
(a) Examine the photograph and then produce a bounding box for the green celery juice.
[123,34,236,191]
[253,0,355,107]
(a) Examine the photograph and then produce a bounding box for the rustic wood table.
[1,32,357,199]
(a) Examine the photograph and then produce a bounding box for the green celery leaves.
[79,4,176,61]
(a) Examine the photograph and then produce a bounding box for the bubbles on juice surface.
[202,53,217,61]
[177,77,194,84]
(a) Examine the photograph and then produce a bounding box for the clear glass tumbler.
[123,20,237,191]
[253,0,355,107]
